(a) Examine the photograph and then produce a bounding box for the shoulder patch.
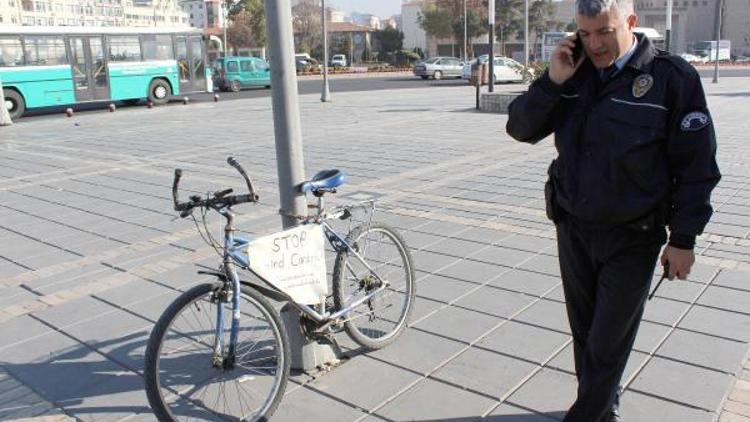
[680,111,711,132]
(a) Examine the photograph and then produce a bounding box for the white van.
[330,54,347,67]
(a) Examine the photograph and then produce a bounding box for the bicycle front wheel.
[144,283,290,421]
[332,222,416,350]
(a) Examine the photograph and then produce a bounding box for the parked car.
[330,54,347,67]
[679,53,708,64]
[295,56,321,73]
[213,56,271,92]
[413,56,463,80]
[462,55,524,83]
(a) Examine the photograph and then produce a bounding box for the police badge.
[632,74,654,98]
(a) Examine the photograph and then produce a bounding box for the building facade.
[179,0,222,30]
[0,0,188,27]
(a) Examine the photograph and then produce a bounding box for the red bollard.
[213,93,219,102]
[147,100,153,109]
[182,96,189,105]
[108,103,116,112]
[65,108,74,117]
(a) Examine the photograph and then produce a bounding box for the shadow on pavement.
[710,92,750,97]
[408,411,566,421]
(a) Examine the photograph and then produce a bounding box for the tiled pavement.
[0,77,748,421]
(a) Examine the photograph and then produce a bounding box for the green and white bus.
[0,26,211,119]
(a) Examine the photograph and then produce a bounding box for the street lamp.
[488,0,495,92]
[321,0,331,102]
[712,0,724,83]
[463,0,467,61]
[524,0,529,66]
[665,0,673,53]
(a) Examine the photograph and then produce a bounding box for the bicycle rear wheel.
[332,222,416,350]
[144,283,290,421]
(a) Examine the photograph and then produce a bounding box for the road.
[18,67,750,119]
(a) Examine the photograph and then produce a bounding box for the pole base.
[280,304,341,371]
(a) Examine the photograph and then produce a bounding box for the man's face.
[575,6,638,69]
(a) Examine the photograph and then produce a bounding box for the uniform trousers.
[557,215,666,422]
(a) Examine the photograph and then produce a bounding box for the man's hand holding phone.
[549,32,585,85]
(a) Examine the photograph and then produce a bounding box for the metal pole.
[665,0,672,53]
[264,0,307,228]
[488,0,495,92]
[524,0,529,66]
[223,1,228,56]
[321,0,331,102]
[464,0,467,61]
[712,0,722,83]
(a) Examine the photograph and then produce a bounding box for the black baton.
[648,261,670,300]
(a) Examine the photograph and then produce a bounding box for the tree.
[227,0,266,49]
[226,12,256,53]
[418,5,453,40]
[451,9,487,58]
[292,1,322,55]
[495,0,524,55]
[331,35,351,57]
[375,27,404,56]
[528,0,561,57]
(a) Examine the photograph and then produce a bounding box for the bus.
[0,26,211,119]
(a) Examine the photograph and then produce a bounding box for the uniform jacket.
[506,34,721,246]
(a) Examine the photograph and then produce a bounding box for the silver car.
[413,56,464,80]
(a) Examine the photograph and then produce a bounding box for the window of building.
[109,36,141,61]
[141,34,174,60]
[23,36,68,65]
[0,37,24,67]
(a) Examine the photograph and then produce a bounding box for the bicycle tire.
[144,282,290,421]
[332,222,416,350]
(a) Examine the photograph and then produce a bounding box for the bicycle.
[144,157,416,421]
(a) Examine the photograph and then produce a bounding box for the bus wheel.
[3,89,25,120]
[148,79,171,105]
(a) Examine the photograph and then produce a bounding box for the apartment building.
[0,0,188,27]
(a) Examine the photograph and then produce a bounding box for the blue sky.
[327,0,403,17]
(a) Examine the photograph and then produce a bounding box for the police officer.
[506,0,720,421]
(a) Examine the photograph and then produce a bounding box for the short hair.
[575,0,634,17]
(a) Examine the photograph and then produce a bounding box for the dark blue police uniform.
[506,33,721,421]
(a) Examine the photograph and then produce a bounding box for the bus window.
[0,36,24,66]
[142,34,174,61]
[23,36,67,65]
[108,36,141,62]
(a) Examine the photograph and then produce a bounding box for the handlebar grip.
[172,169,184,211]
[226,156,258,200]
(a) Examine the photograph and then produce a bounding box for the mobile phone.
[571,32,584,63]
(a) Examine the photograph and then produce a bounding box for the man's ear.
[626,13,638,30]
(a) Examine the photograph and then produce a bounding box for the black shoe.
[608,405,622,422]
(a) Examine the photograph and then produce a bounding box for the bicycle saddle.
[299,169,347,194]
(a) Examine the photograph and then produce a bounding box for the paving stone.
[431,346,538,398]
[507,368,577,416]
[469,246,538,269]
[656,328,749,373]
[32,294,118,329]
[307,355,421,412]
[630,356,732,411]
[375,378,496,421]
[453,285,535,319]
[514,299,571,334]
[642,297,690,326]
[411,249,461,273]
[485,402,563,421]
[417,274,480,303]
[679,305,750,342]
[271,385,367,422]
[367,328,466,375]
[0,315,53,352]
[517,255,561,277]
[490,268,561,297]
[698,285,750,315]
[438,259,510,284]
[478,320,570,365]
[713,270,750,291]
[413,304,505,344]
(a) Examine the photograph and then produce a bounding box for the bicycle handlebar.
[227,157,259,202]
[172,158,259,218]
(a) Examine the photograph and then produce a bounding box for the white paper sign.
[247,224,328,305]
